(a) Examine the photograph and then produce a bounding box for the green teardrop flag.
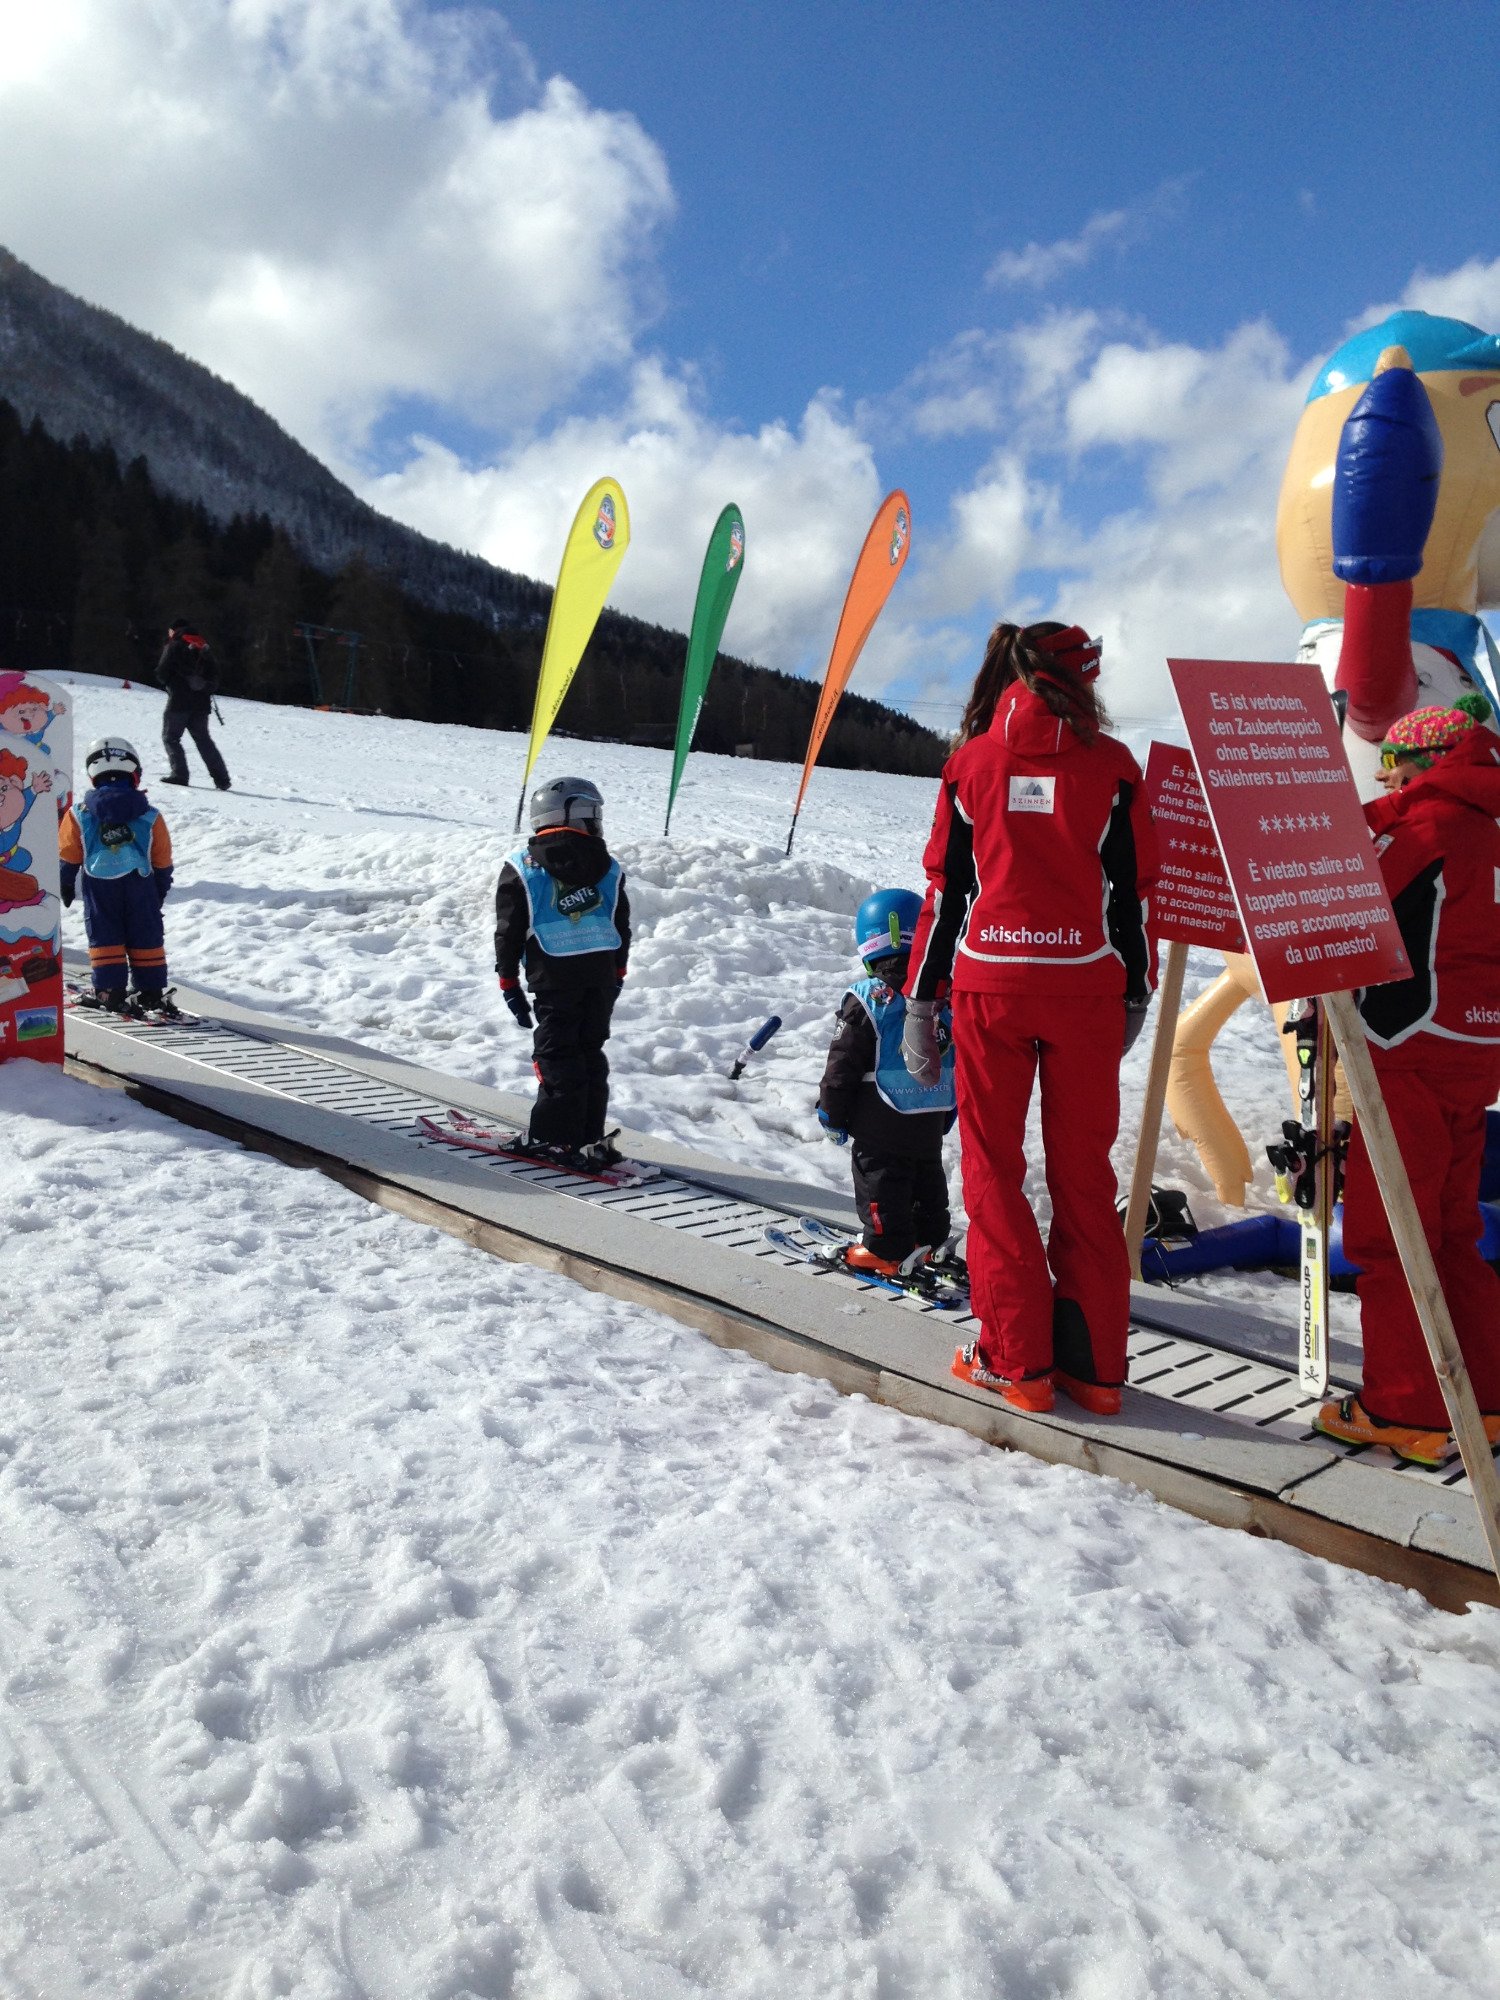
[664,504,745,835]
[514,476,630,830]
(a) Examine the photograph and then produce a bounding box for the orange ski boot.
[951,1342,1054,1412]
[845,1244,906,1279]
[1313,1395,1455,1468]
[1055,1373,1123,1417]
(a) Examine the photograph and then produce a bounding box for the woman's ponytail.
[956,619,1110,745]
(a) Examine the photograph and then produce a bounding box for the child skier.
[817,888,956,1275]
[58,737,177,1015]
[1314,692,1500,1463]
[494,775,631,1167]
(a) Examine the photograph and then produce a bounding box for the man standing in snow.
[157,619,231,790]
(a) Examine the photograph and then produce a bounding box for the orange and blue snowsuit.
[59,782,174,995]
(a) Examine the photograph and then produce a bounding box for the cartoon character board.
[0,672,69,1065]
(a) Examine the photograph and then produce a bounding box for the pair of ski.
[417,1109,661,1188]
[424,1111,970,1309]
[64,981,200,1027]
[766,1217,970,1310]
[1267,998,1346,1397]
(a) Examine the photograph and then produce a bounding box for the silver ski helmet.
[84,736,142,786]
[528,775,604,835]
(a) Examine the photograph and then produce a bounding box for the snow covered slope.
[4,680,1493,1994]
[56,678,1288,1235]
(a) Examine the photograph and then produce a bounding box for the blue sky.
[0,1,1496,726]
[496,0,1492,415]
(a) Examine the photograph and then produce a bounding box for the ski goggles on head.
[1379,747,1435,771]
[1032,625,1103,680]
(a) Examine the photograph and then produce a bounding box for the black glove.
[1122,996,1150,1056]
[60,884,74,909]
[499,979,532,1030]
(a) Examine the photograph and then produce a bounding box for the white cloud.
[987,180,1188,290]
[1401,255,1500,330]
[1064,320,1311,504]
[907,454,1035,621]
[367,359,884,677]
[0,0,673,457]
[916,320,1320,718]
[988,205,1136,289]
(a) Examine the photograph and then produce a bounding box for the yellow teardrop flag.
[514,477,631,829]
[786,490,911,853]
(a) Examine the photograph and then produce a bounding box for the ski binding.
[764,1223,969,1309]
[65,980,199,1026]
[418,1109,661,1187]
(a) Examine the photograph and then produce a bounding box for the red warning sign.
[1143,742,1244,951]
[1168,658,1408,1003]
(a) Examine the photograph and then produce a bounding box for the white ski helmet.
[84,737,142,785]
[528,775,604,835]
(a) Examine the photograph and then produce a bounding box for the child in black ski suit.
[818,888,956,1275]
[494,776,631,1165]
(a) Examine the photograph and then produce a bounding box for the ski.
[763,1224,969,1309]
[1267,999,1340,1394]
[793,1212,970,1289]
[417,1109,662,1187]
[64,980,201,1026]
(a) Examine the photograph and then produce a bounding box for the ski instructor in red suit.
[902,621,1158,1416]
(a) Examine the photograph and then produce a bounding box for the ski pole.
[212,698,225,724]
[728,1015,781,1081]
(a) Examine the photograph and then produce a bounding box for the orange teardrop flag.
[786,491,911,854]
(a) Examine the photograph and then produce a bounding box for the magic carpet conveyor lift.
[60,971,1499,1614]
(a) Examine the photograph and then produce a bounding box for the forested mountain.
[0,248,944,775]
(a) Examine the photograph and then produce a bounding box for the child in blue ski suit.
[59,737,175,1010]
[817,888,956,1274]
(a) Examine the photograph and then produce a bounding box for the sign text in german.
[1167,659,1407,1003]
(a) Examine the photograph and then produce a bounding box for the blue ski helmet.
[854,888,923,969]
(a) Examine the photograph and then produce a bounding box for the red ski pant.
[953,991,1129,1385]
[1342,1048,1500,1429]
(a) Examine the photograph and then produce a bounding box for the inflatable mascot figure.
[1168,309,1500,1203]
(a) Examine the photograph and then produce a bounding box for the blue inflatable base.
[1141,1200,1500,1284]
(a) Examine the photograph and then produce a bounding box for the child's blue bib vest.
[80,802,159,879]
[507,846,624,956]
[848,976,956,1114]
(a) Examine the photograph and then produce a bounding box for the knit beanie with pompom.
[1380,690,1493,768]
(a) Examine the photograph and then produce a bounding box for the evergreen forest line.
[0,399,946,777]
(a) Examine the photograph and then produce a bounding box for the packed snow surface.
[0,681,1493,1995]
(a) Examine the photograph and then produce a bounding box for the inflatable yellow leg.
[1165,955,1261,1206]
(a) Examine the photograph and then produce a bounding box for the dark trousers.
[528,982,617,1148]
[163,705,230,788]
[81,874,167,993]
[851,1145,950,1262]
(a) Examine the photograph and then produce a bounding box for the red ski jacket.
[1359,727,1500,1053]
[907,682,1158,1000]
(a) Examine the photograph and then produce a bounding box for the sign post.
[1170,657,1500,1590]
[1124,744,1245,1278]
